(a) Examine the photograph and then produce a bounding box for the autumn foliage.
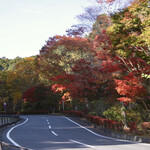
[0,0,149,129]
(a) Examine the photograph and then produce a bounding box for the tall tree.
[7,57,41,110]
[0,71,12,111]
[36,35,93,81]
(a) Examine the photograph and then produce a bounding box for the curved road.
[3,115,150,150]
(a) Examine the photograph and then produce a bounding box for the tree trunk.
[84,98,89,114]
[121,102,128,129]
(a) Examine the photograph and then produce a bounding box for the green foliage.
[103,105,123,122]
[103,104,143,123]
[89,14,111,39]
[0,57,10,70]
[89,99,112,117]
[0,70,13,111]
[107,0,150,62]
[0,57,23,71]
[0,65,4,71]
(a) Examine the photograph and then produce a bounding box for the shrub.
[103,105,142,124]
[141,122,150,134]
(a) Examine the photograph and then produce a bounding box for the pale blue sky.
[0,0,92,58]
[0,0,130,59]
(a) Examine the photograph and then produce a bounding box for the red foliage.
[141,122,150,134]
[129,122,138,133]
[117,97,133,103]
[23,87,36,102]
[62,110,124,130]
[23,85,52,102]
[115,74,146,102]
[52,84,66,93]
[92,29,148,103]
[51,59,99,100]
[36,35,93,81]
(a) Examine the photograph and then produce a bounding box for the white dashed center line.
[51,131,58,136]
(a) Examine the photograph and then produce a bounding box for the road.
[2,115,150,150]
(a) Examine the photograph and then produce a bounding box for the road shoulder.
[66,115,150,144]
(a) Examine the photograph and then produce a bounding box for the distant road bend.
[3,115,150,150]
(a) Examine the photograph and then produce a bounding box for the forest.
[0,0,150,133]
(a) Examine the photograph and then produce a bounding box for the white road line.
[47,122,49,124]
[48,125,52,129]
[6,117,28,147]
[51,131,58,136]
[69,139,95,149]
[64,117,150,145]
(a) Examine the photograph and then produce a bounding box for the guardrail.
[0,115,23,150]
[0,115,33,150]
[0,115,20,128]
[0,141,33,150]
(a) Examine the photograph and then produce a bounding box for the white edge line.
[48,125,51,129]
[51,131,58,136]
[6,117,28,147]
[70,139,95,148]
[64,117,150,146]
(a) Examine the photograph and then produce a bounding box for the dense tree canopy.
[0,57,23,70]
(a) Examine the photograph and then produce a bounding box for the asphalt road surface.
[2,115,150,150]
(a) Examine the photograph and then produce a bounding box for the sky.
[0,0,92,59]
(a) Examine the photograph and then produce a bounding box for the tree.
[23,85,60,112]
[76,6,102,32]
[106,0,150,106]
[7,57,41,111]
[90,12,149,126]
[107,0,150,61]
[36,35,93,81]
[89,14,111,39]
[51,58,103,112]
[0,71,13,111]
[0,57,23,70]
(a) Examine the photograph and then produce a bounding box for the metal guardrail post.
[0,144,2,150]
[0,141,33,150]
[0,115,20,127]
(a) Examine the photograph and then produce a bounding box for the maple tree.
[93,28,149,106]
[36,35,93,81]
[105,0,150,105]
[89,1,149,124]
[23,85,60,112]
[115,74,146,103]
[51,57,106,112]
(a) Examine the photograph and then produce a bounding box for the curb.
[68,115,150,144]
